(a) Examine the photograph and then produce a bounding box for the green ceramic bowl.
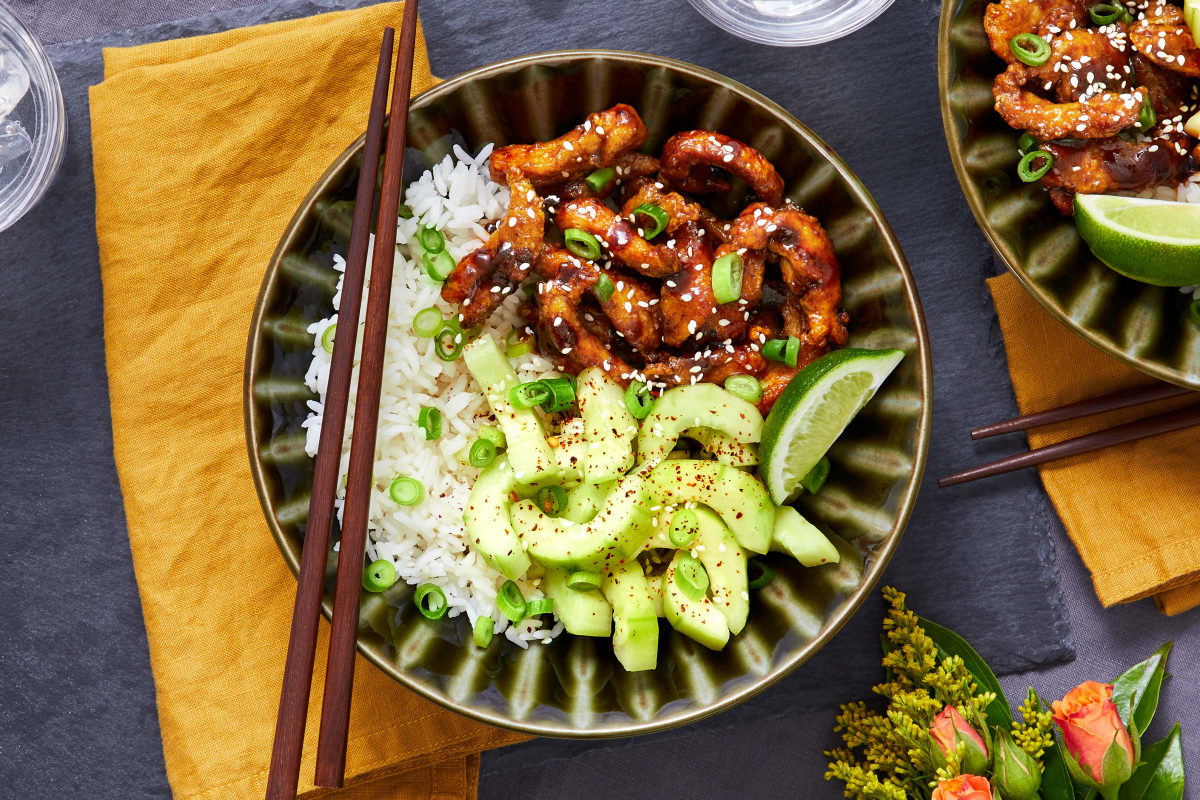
[245,50,931,737]
[939,0,1200,387]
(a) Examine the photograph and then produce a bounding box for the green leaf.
[1112,642,1171,734]
[1118,724,1184,800]
[918,616,1012,727]
[1039,730,1075,800]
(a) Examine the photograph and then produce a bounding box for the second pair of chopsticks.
[265,3,419,798]
[939,382,1199,487]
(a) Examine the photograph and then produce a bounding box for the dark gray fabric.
[0,2,1193,800]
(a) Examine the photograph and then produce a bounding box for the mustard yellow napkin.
[90,5,527,799]
[989,273,1200,615]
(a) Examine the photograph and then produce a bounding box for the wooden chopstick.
[264,27,395,800]
[970,382,1193,439]
[938,403,1200,487]
[314,0,420,788]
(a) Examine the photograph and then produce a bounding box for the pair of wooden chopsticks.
[938,382,1200,487]
[265,3,419,798]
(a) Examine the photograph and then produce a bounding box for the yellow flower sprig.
[1012,687,1055,764]
[826,588,997,800]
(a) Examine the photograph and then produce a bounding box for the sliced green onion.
[417,406,442,440]
[417,226,445,254]
[497,580,527,622]
[564,228,602,260]
[542,377,577,413]
[747,558,775,590]
[1088,2,1123,25]
[1190,299,1200,327]
[414,583,448,619]
[434,326,464,361]
[630,203,668,239]
[413,307,444,337]
[362,559,397,592]
[536,485,568,517]
[468,438,498,468]
[526,597,554,616]
[423,249,456,282]
[712,252,743,304]
[505,327,534,358]
[668,508,699,548]
[1017,149,1054,183]
[585,167,615,193]
[1137,99,1156,131]
[321,323,337,354]
[724,374,762,404]
[802,455,831,494]
[762,338,786,361]
[397,203,414,219]
[1017,132,1038,155]
[593,273,615,304]
[624,381,655,419]
[1119,7,1134,23]
[509,380,551,409]
[473,616,494,647]
[1009,33,1051,67]
[675,555,709,601]
[784,336,800,369]
[388,476,424,506]
[567,570,603,591]
[478,424,506,449]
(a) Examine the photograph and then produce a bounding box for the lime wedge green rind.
[759,348,905,505]
[1074,195,1200,288]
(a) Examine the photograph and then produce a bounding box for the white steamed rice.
[301,144,564,647]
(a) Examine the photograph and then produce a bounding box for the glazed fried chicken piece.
[1130,3,1200,78]
[642,344,768,389]
[1031,27,1134,102]
[488,104,648,187]
[994,62,1147,140]
[619,178,733,242]
[660,222,718,347]
[442,169,543,327]
[984,0,1088,64]
[659,131,785,206]
[556,152,661,199]
[1132,53,1198,117]
[1038,134,1197,214]
[535,249,641,386]
[554,198,680,277]
[726,203,848,355]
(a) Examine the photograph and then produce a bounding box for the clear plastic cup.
[0,2,65,232]
[685,0,897,46]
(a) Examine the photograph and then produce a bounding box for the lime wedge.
[759,348,904,505]
[1074,195,1200,287]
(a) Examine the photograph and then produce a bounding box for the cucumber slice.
[561,480,614,524]
[603,560,660,671]
[510,473,654,571]
[577,367,637,481]
[638,384,764,465]
[646,459,774,554]
[645,573,665,617]
[691,508,749,635]
[541,566,612,637]
[553,416,588,483]
[771,505,840,567]
[462,334,558,484]
[684,427,759,466]
[463,456,532,580]
[662,550,730,651]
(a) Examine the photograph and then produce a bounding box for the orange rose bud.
[932,774,994,800]
[1052,681,1135,789]
[930,705,989,774]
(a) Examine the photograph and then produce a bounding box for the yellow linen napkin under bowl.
[90,5,527,799]
[988,273,1200,616]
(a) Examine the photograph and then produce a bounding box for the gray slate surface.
[0,1,1194,799]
